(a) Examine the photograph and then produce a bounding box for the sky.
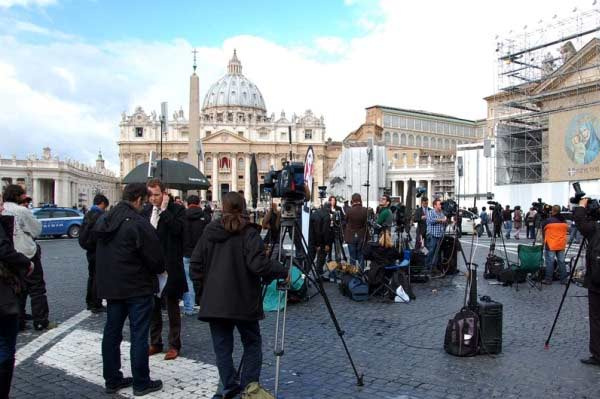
[0,0,598,173]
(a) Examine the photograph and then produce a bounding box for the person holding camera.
[190,192,287,397]
[425,199,447,273]
[541,205,568,285]
[344,193,368,269]
[573,198,600,366]
[414,197,430,249]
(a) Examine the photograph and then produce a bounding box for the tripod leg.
[295,221,364,386]
[544,238,586,349]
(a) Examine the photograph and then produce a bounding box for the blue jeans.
[102,295,153,391]
[182,257,195,313]
[504,221,513,238]
[347,240,364,269]
[544,249,567,282]
[426,235,442,272]
[209,319,262,395]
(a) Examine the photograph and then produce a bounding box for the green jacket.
[376,207,393,228]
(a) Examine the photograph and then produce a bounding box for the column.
[33,178,42,208]
[427,180,433,199]
[231,154,237,192]
[244,154,251,206]
[402,180,408,204]
[199,156,206,200]
[212,153,219,203]
[391,180,397,197]
[53,179,62,206]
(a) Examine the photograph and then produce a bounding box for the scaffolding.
[493,4,600,185]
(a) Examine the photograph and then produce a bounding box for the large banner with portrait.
[302,146,315,246]
[548,106,600,181]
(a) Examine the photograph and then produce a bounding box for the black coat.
[142,200,188,298]
[574,207,600,293]
[93,202,165,300]
[78,206,104,264]
[0,215,30,316]
[183,206,211,258]
[190,220,287,321]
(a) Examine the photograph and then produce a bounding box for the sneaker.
[105,377,133,394]
[134,380,163,396]
[580,356,600,366]
[34,320,57,331]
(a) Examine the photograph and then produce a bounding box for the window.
[135,127,143,137]
[304,129,313,140]
[35,210,51,219]
[443,124,450,134]
[52,210,69,218]
[405,118,413,130]
[260,158,268,170]
[437,122,444,134]
[450,124,457,135]
[392,116,400,128]
[408,135,415,146]
[238,131,244,137]
[394,153,399,160]
[414,119,422,131]
[384,115,392,127]
[238,157,244,169]
[416,135,422,147]
[205,157,212,170]
[422,120,430,132]
[219,157,231,169]
[401,133,407,145]
[384,132,391,144]
[205,131,211,137]
[259,130,269,138]
[423,136,429,148]
[400,117,407,128]
[392,132,399,145]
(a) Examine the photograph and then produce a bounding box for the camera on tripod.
[570,181,600,219]
[317,185,327,200]
[442,199,458,217]
[416,186,427,198]
[264,162,306,202]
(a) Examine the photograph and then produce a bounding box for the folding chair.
[367,261,411,302]
[512,244,544,291]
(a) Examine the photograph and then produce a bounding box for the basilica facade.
[118,51,341,204]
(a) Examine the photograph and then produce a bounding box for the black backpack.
[484,255,505,279]
[444,308,480,357]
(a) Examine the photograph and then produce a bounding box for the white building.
[0,148,120,208]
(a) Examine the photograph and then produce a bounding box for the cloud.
[13,20,75,40]
[0,0,56,8]
[1,0,596,174]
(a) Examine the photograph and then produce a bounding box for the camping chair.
[367,260,411,302]
[512,244,544,291]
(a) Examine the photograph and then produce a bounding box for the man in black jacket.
[94,183,164,396]
[182,195,210,316]
[0,199,33,399]
[574,199,600,367]
[414,197,429,249]
[78,193,109,313]
[144,179,187,361]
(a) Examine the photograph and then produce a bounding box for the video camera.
[442,199,458,217]
[531,198,552,219]
[570,182,600,219]
[317,185,327,200]
[264,162,306,202]
[416,186,427,198]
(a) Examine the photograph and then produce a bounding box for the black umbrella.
[122,159,210,190]
[250,154,258,209]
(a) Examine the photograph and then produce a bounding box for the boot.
[0,357,15,399]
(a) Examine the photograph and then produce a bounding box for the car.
[32,206,84,239]
[445,209,482,236]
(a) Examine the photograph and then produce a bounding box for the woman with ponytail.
[190,192,286,398]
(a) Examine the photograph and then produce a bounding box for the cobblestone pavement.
[11,236,600,399]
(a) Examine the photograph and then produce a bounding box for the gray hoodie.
[2,201,42,258]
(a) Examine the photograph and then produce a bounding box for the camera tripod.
[429,218,469,277]
[273,203,364,397]
[545,237,587,349]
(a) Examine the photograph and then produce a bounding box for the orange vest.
[544,221,567,251]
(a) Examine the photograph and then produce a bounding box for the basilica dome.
[201,50,266,112]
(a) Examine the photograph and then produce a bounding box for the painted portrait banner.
[302,146,315,246]
[548,106,600,181]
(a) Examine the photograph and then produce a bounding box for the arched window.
[205,157,212,170]
[260,157,268,170]
[392,132,399,145]
[238,157,244,169]
[416,135,422,147]
[444,139,449,149]
[423,136,429,148]
[401,133,407,145]
[219,157,231,169]
[437,138,442,149]
[451,139,456,149]
[408,135,415,146]
[384,131,391,144]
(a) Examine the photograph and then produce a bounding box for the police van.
[32,206,84,238]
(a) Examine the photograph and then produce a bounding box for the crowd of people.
[1,182,599,398]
